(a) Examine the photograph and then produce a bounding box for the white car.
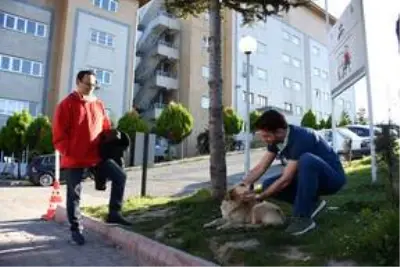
[317,127,371,159]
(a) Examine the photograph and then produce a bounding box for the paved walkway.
[0,188,137,266]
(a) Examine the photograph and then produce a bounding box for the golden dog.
[204,184,285,230]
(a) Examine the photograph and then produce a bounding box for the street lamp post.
[239,36,257,176]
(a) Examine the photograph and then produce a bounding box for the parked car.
[317,127,371,160]
[346,124,383,138]
[26,154,93,186]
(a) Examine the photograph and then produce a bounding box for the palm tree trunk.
[208,0,227,200]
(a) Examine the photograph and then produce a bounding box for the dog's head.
[224,183,250,202]
[220,184,251,218]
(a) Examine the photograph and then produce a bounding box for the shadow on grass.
[83,158,399,266]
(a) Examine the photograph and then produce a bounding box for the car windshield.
[337,128,359,138]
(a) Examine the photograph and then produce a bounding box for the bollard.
[141,132,149,197]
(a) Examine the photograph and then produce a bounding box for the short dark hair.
[254,109,288,132]
[76,70,96,83]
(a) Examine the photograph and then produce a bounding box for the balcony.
[154,71,179,90]
[141,103,166,120]
[137,11,181,52]
[149,40,179,60]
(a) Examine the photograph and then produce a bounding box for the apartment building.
[0,0,148,127]
[134,1,234,157]
[134,1,356,157]
[233,3,356,140]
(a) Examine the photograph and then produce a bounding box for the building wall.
[0,0,53,121]
[179,15,210,157]
[0,0,142,127]
[53,0,138,121]
[69,11,130,119]
[234,5,356,140]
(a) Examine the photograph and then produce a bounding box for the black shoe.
[285,217,316,236]
[71,230,85,245]
[106,214,132,226]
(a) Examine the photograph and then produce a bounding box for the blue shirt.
[267,124,342,170]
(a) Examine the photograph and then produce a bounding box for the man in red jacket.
[53,70,131,245]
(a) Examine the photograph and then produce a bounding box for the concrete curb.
[124,147,266,172]
[54,206,218,266]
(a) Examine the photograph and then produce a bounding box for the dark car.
[26,154,58,186]
[26,154,93,186]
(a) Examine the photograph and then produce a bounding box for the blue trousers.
[262,153,346,218]
[63,159,127,231]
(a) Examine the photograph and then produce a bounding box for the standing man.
[53,70,131,245]
[240,110,346,236]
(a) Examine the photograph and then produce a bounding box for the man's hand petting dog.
[241,192,261,202]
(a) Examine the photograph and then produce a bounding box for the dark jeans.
[63,159,127,231]
[262,153,346,218]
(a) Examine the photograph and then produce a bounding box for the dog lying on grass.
[204,184,285,230]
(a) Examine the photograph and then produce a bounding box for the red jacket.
[52,91,111,168]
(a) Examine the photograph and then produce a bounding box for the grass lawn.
[83,157,399,266]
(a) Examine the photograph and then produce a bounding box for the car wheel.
[38,173,54,187]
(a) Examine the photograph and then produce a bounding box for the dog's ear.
[224,188,235,200]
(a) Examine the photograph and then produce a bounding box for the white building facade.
[233,11,356,141]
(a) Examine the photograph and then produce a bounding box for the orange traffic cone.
[41,180,63,221]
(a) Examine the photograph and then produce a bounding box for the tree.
[325,115,332,128]
[356,107,367,125]
[338,110,352,127]
[318,118,326,129]
[155,102,194,144]
[2,110,33,178]
[250,110,261,133]
[165,0,307,200]
[301,109,317,129]
[223,107,243,135]
[117,109,149,137]
[24,115,53,155]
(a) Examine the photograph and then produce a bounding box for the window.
[282,30,290,40]
[0,98,30,116]
[284,102,292,112]
[256,68,267,80]
[94,68,112,85]
[249,93,254,104]
[346,101,351,110]
[0,12,47,37]
[242,62,254,76]
[321,70,328,79]
[292,81,302,91]
[292,58,301,68]
[242,91,254,104]
[283,78,292,88]
[201,95,210,109]
[202,35,209,48]
[291,35,300,45]
[295,105,303,115]
[314,88,321,98]
[92,0,119,12]
[313,67,320,76]
[202,66,209,79]
[317,111,322,119]
[339,98,345,106]
[90,29,114,47]
[324,92,329,100]
[282,53,290,64]
[0,54,43,77]
[257,95,268,107]
[312,45,320,56]
[257,41,267,54]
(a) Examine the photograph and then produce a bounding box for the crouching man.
[240,110,346,236]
